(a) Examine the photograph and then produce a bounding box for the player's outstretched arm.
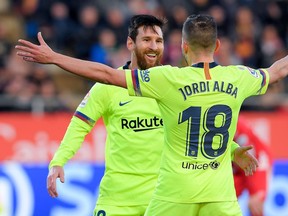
[15,32,126,88]
[233,145,258,176]
[47,166,65,198]
[267,55,288,84]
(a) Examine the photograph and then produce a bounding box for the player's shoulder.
[90,82,124,98]
[149,64,178,72]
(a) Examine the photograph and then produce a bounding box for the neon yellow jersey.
[49,62,164,206]
[126,62,269,203]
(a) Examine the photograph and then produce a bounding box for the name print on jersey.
[179,81,238,101]
[121,116,163,132]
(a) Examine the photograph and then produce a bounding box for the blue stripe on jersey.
[74,111,95,126]
[131,69,142,96]
[258,69,267,94]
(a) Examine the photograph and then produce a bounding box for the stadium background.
[0,0,288,215]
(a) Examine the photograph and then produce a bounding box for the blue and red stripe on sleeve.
[74,111,95,126]
[131,69,142,96]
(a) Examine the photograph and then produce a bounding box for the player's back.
[151,63,266,164]
[126,62,269,203]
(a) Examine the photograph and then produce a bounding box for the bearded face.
[132,26,164,70]
[134,45,163,70]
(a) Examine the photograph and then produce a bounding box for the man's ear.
[215,39,221,53]
[127,37,135,51]
[182,40,188,54]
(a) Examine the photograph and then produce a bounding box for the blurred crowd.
[0,0,288,112]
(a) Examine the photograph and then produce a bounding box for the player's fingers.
[246,167,252,176]
[15,45,37,55]
[23,57,36,62]
[251,161,257,172]
[18,39,39,49]
[251,155,259,170]
[239,145,253,155]
[47,176,58,198]
[242,145,253,152]
[16,50,35,58]
[245,163,254,176]
[59,172,65,183]
[16,51,36,62]
[38,32,48,45]
[244,167,249,176]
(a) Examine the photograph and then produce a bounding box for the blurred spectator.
[208,4,230,37]
[126,0,153,15]
[71,4,104,59]
[261,1,287,41]
[90,28,124,66]
[89,27,131,88]
[166,4,189,31]
[48,1,75,52]
[233,115,272,216]
[104,7,129,46]
[233,6,260,67]
[162,29,185,66]
[0,49,68,112]
[259,25,285,67]
[1,0,288,112]
[215,36,241,65]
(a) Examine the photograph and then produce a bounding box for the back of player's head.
[182,14,217,52]
[128,14,165,42]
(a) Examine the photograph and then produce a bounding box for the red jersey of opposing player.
[233,115,272,213]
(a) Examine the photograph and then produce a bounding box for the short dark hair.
[128,14,166,41]
[182,14,217,51]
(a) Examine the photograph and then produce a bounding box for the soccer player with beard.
[16,14,260,216]
[48,15,166,216]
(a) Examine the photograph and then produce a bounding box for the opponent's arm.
[15,32,127,88]
[267,55,288,84]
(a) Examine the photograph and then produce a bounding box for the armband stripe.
[131,69,142,96]
[74,111,95,126]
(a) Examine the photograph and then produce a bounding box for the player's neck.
[188,53,215,66]
[129,58,139,70]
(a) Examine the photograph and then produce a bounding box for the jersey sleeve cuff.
[231,141,240,161]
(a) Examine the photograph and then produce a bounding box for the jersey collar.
[192,62,218,68]
[123,61,132,69]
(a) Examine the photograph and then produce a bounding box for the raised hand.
[234,145,258,176]
[15,32,55,64]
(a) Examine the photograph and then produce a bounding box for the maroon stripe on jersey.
[204,62,211,80]
[131,69,142,96]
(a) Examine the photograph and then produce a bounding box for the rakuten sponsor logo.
[121,116,163,131]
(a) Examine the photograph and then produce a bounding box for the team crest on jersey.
[209,161,220,170]
[247,67,260,78]
[140,70,150,82]
[79,91,90,108]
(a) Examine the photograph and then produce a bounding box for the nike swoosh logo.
[119,100,132,106]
